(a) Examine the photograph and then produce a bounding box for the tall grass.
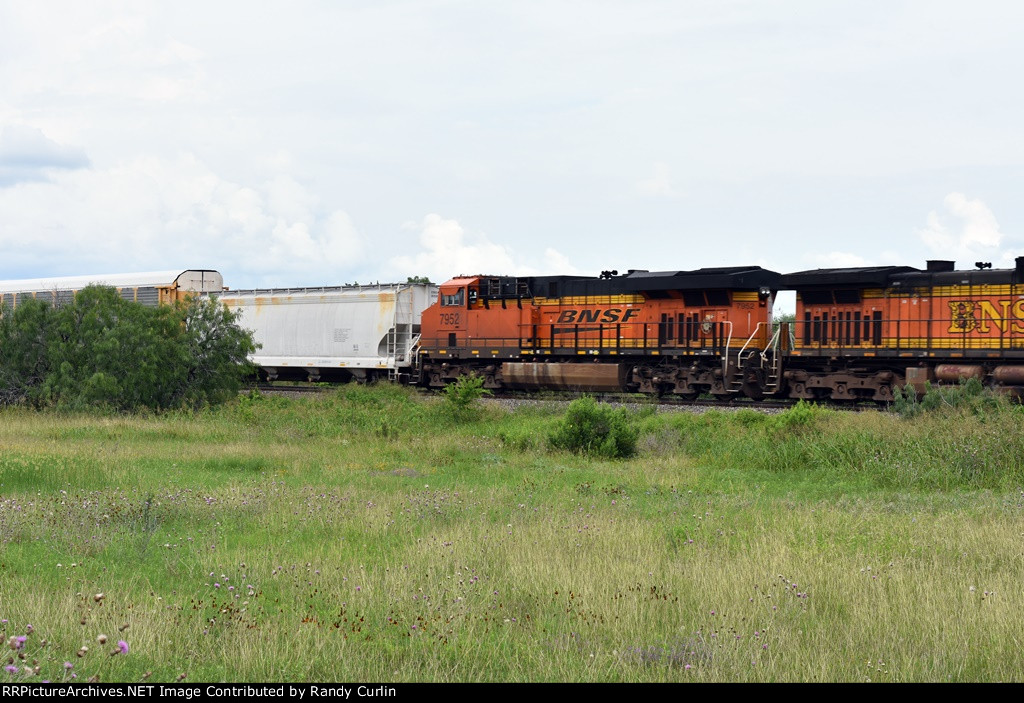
[1,387,1023,682]
[647,399,1024,492]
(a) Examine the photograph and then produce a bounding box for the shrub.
[892,383,921,418]
[0,286,256,412]
[892,378,1006,419]
[769,399,826,433]
[0,298,53,407]
[174,294,258,408]
[441,374,492,418]
[548,396,639,458]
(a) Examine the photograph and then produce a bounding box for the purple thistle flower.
[5,665,18,675]
[14,636,26,650]
[64,662,73,670]
[116,640,129,655]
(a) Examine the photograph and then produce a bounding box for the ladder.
[759,325,789,394]
[388,286,418,382]
[728,323,785,395]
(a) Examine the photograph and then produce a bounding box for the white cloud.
[795,248,907,271]
[0,153,365,286]
[3,3,1023,289]
[635,162,678,199]
[0,9,207,106]
[0,125,90,185]
[387,214,582,282]
[917,192,1008,266]
[803,251,873,269]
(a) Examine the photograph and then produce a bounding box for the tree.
[173,295,258,408]
[0,298,54,406]
[0,285,258,412]
[41,285,183,411]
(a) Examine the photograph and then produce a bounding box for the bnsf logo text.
[556,309,640,324]
[948,300,1024,334]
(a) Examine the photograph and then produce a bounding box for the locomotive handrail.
[403,333,422,363]
[787,315,1024,353]
[419,317,757,354]
[721,320,734,378]
[762,325,784,359]
[737,322,769,369]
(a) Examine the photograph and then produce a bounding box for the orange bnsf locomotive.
[417,267,780,398]
[418,257,1024,400]
[780,257,1024,401]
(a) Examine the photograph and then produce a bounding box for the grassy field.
[2,386,1023,682]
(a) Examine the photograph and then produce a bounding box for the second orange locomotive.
[418,266,779,398]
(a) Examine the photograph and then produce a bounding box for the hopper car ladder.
[388,285,419,382]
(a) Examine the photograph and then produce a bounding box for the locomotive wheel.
[741,368,766,401]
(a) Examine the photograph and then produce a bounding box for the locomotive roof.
[889,267,1024,287]
[782,260,1024,289]
[618,266,780,292]
[526,266,780,297]
[779,266,918,288]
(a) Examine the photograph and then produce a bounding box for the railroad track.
[485,391,878,412]
[250,382,335,396]
[249,382,882,412]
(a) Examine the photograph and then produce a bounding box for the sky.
[1,0,1023,303]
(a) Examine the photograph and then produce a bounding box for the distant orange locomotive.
[418,267,779,398]
[781,257,1024,400]
[418,258,1024,400]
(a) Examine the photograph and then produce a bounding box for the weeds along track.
[483,393,875,413]
[250,382,336,398]
[251,382,874,413]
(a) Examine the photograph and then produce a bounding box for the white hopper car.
[214,283,438,382]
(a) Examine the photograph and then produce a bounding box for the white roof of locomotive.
[0,270,217,294]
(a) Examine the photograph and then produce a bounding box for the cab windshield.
[441,288,465,307]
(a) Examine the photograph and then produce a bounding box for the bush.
[0,286,256,412]
[175,294,258,408]
[441,374,492,419]
[548,396,639,458]
[0,298,53,407]
[892,383,921,418]
[769,399,826,433]
[892,378,1006,419]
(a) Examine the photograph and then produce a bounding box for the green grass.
[1,387,1024,682]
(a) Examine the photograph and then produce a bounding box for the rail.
[419,319,743,356]
[789,314,1024,354]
